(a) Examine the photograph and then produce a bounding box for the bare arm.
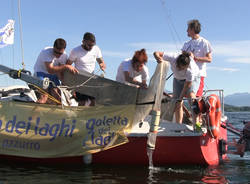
[45,62,78,74]
[97,57,106,71]
[194,52,212,63]
[141,80,147,88]
[66,59,73,65]
[179,81,193,100]
[124,71,146,88]
[153,51,165,63]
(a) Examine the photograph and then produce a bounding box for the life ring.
[205,94,221,138]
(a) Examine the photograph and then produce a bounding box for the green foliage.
[224,104,250,112]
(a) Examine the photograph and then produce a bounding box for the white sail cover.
[133,61,169,124]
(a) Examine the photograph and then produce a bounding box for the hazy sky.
[0,0,250,96]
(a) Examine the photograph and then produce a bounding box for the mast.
[18,0,25,69]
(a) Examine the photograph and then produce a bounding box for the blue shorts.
[173,78,185,99]
[173,77,200,99]
[35,72,60,86]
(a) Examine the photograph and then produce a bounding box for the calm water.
[0,112,249,184]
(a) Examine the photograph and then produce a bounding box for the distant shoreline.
[224,104,250,112]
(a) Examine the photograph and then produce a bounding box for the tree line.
[224,104,250,112]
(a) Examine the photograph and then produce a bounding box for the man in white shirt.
[154,51,200,126]
[182,19,212,97]
[67,32,106,73]
[66,32,106,106]
[34,38,77,86]
[34,38,77,103]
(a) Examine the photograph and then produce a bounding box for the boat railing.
[203,89,225,116]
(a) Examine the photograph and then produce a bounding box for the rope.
[227,122,241,133]
[29,84,61,105]
[74,85,105,88]
[32,69,104,105]
[166,73,173,81]
[18,0,25,69]
[67,69,102,90]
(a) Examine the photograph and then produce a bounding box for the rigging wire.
[159,0,212,91]
[18,0,25,69]
[11,0,15,70]
[159,0,183,50]
[11,0,16,86]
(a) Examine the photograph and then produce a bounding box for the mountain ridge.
[224,92,250,107]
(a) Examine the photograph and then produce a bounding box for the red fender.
[206,94,221,138]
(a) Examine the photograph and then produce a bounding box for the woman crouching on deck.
[116,49,149,88]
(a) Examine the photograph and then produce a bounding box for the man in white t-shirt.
[67,32,106,73]
[33,38,77,103]
[154,51,200,126]
[34,38,77,86]
[66,32,106,106]
[116,49,149,88]
[182,19,212,97]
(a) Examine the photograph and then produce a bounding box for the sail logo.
[83,116,128,147]
[0,115,129,145]
[0,116,76,141]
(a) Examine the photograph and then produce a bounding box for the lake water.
[0,112,249,184]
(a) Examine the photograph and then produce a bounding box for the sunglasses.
[84,40,95,48]
[53,49,64,55]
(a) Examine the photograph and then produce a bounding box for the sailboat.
[0,1,229,166]
[0,63,229,166]
[0,67,229,166]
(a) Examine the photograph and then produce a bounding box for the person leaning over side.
[182,19,212,97]
[33,38,78,104]
[66,32,106,73]
[116,48,149,88]
[66,32,106,106]
[154,51,200,129]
